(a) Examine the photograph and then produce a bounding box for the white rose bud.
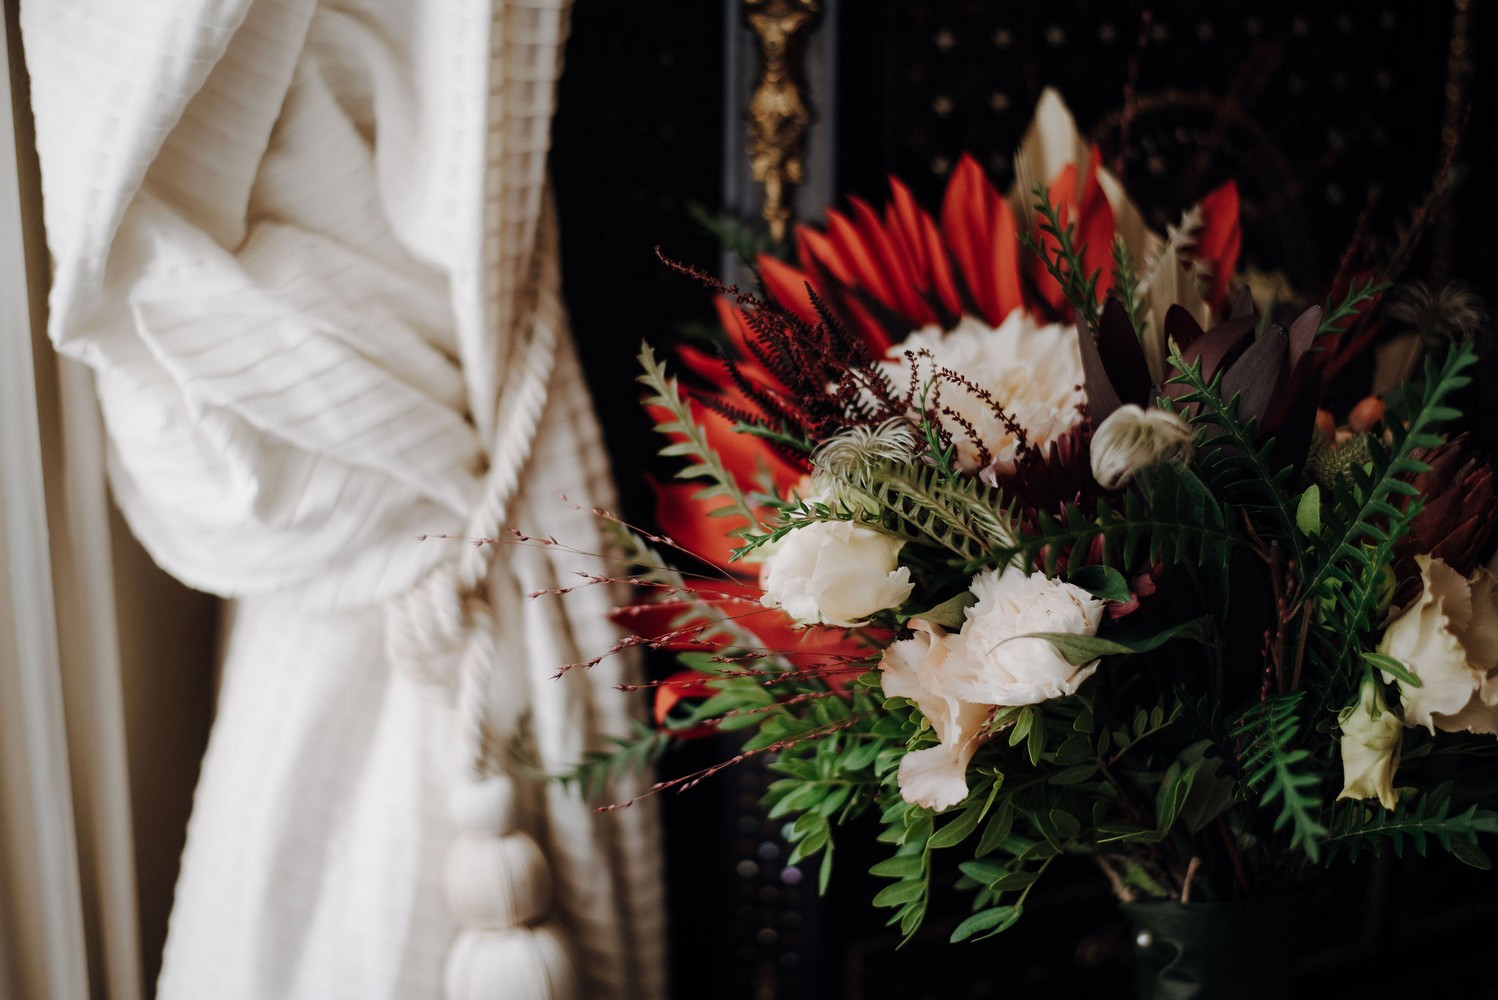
[1378,555,1498,735]
[1089,404,1195,490]
[1336,677,1402,810]
[759,520,914,627]
[943,565,1106,707]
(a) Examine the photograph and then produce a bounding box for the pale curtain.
[21,1,663,998]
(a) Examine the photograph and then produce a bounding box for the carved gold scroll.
[744,0,819,244]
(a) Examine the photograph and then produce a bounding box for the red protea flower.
[1395,433,1497,586]
[651,91,1242,579]
[757,152,1240,350]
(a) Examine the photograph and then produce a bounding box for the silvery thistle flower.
[1088,404,1195,489]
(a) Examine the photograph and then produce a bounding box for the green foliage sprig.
[1233,692,1327,860]
[1162,346,1302,563]
[1021,184,1102,329]
[638,343,765,546]
[1327,783,1498,868]
[1294,341,1477,711]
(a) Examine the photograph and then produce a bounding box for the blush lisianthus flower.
[879,311,1085,479]
[759,519,914,628]
[1336,677,1403,810]
[879,621,992,812]
[879,566,1104,810]
[1378,555,1498,735]
[1089,404,1195,490]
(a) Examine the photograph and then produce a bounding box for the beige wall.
[4,2,219,995]
[110,511,218,995]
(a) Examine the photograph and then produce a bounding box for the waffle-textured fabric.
[20,1,665,997]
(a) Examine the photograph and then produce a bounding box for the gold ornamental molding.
[744,0,819,244]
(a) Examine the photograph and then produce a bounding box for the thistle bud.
[1089,405,1195,490]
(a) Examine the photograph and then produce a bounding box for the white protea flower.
[1089,404,1195,489]
[879,311,1085,479]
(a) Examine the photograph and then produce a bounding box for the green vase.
[1121,897,1301,1000]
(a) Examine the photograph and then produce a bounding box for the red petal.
[794,229,856,288]
[986,194,1025,322]
[891,176,963,319]
[886,180,931,277]
[757,254,821,326]
[941,154,1025,327]
[652,670,719,738]
[651,480,754,574]
[1194,181,1242,308]
[826,207,900,314]
[848,196,935,327]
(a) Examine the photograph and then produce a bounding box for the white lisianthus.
[1089,404,1195,489]
[759,520,913,627]
[944,565,1106,706]
[1336,677,1403,810]
[880,566,1104,810]
[879,621,992,812]
[1378,555,1498,735]
[880,311,1085,478]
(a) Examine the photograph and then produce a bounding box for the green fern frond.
[1299,340,1475,608]
[1232,691,1328,860]
[554,721,674,801]
[1162,347,1300,559]
[743,457,1012,565]
[1021,184,1102,329]
[1326,784,1498,867]
[1316,276,1390,339]
[991,461,1238,576]
[638,342,765,543]
[1294,341,1476,709]
[1110,236,1146,341]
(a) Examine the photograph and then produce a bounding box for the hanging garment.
[21,1,663,997]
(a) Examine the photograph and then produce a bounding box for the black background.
[553,3,1498,997]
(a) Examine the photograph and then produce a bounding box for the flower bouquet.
[567,91,1498,985]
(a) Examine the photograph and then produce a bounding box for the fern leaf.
[1326,785,1498,867]
[994,461,1238,576]
[1163,346,1300,559]
[638,343,764,543]
[1232,692,1327,860]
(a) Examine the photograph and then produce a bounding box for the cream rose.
[1378,555,1498,735]
[1089,404,1195,490]
[943,565,1106,706]
[759,520,913,627]
[1336,677,1402,810]
[880,311,1085,478]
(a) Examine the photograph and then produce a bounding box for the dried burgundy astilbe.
[659,252,910,449]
